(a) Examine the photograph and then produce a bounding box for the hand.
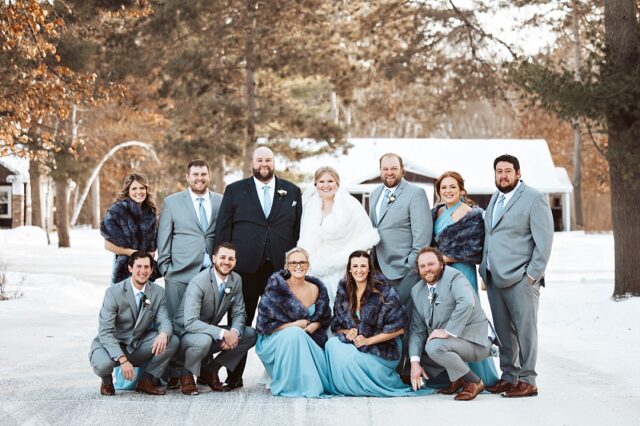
[151,332,168,356]
[410,361,429,391]
[294,319,310,329]
[527,275,536,285]
[304,322,320,334]
[345,328,358,341]
[427,329,449,342]
[353,335,370,348]
[120,359,135,381]
[223,329,239,350]
[442,255,453,264]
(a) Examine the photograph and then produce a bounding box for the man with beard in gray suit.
[369,153,431,380]
[369,153,432,308]
[157,159,223,320]
[173,243,256,394]
[479,154,553,398]
[409,247,499,401]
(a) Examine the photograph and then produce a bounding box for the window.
[0,185,11,219]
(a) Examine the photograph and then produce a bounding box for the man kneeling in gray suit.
[89,251,179,396]
[409,247,499,401]
[173,242,257,395]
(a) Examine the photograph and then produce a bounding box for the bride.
[298,166,379,306]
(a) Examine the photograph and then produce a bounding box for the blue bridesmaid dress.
[325,336,435,397]
[256,304,334,398]
[434,202,500,387]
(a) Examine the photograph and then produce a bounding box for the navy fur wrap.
[431,204,485,265]
[331,278,407,360]
[100,198,158,283]
[256,270,332,348]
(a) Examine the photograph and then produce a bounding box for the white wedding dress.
[297,187,380,307]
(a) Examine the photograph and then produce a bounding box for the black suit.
[215,176,302,323]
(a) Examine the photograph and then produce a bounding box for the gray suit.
[157,189,222,319]
[409,267,497,381]
[89,278,179,379]
[479,181,553,386]
[369,178,432,306]
[173,269,257,376]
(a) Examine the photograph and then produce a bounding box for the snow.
[0,228,638,426]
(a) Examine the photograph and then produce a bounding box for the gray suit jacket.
[408,267,495,359]
[157,189,222,285]
[173,269,247,339]
[369,179,432,280]
[479,181,554,288]
[90,278,173,360]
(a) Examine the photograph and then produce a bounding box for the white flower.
[224,287,232,294]
[277,189,287,198]
[388,194,397,204]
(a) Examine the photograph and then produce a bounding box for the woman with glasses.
[255,247,334,397]
[325,250,434,396]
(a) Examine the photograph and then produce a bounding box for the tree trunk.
[54,175,71,248]
[29,160,43,228]
[571,0,584,228]
[604,0,640,296]
[90,175,100,229]
[243,0,257,178]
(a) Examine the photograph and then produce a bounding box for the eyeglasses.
[287,261,309,267]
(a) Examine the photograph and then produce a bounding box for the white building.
[293,138,573,232]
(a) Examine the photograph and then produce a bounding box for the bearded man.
[215,146,302,325]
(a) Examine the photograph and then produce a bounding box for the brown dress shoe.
[167,377,181,390]
[200,369,228,392]
[502,381,538,398]
[486,379,516,394]
[136,376,166,395]
[179,374,199,396]
[438,377,465,395]
[100,383,115,396]
[455,380,484,401]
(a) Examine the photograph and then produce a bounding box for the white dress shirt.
[253,176,276,212]
[188,188,212,222]
[487,180,521,273]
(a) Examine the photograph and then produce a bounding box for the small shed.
[0,157,29,229]
[294,138,573,232]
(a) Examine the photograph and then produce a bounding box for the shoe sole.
[501,391,538,398]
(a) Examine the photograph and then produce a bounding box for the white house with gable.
[293,138,573,232]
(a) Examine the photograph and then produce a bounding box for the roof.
[294,138,573,194]
[0,156,29,177]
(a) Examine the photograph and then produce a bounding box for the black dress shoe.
[224,379,243,391]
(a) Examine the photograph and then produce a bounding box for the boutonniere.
[277,189,287,199]
[388,194,397,204]
[224,287,232,295]
[142,295,151,306]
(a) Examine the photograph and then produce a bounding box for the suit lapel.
[243,178,266,221]
[134,282,153,329]
[493,182,525,229]
[206,192,218,231]
[123,279,139,321]
[267,177,283,222]
[378,180,406,225]
[370,186,382,224]
[181,190,202,230]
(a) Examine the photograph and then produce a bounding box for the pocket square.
[292,201,297,206]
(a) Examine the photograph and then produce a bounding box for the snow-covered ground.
[0,228,638,426]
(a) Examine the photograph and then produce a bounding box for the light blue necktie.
[197,197,208,230]
[219,282,226,298]
[262,186,272,217]
[492,194,505,227]
[137,292,145,313]
[378,188,391,223]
